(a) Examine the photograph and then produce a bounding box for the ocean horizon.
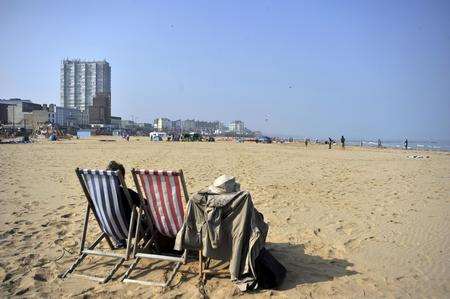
[271,135,450,152]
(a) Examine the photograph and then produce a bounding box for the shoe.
[115,240,126,249]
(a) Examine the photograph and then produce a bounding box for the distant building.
[181,119,196,132]
[172,119,182,132]
[88,92,111,124]
[111,116,122,129]
[23,109,53,129]
[178,119,224,134]
[148,117,253,136]
[0,99,43,128]
[228,120,245,135]
[121,119,135,129]
[60,59,111,111]
[0,102,9,124]
[213,122,228,135]
[49,104,87,127]
[154,118,172,132]
[196,120,223,135]
[137,122,154,131]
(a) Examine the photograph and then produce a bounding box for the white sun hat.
[208,175,241,194]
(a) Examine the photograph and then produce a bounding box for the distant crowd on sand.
[305,136,410,150]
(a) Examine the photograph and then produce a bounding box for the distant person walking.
[328,137,332,149]
[378,139,382,148]
[340,135,345,149]
[404,138,408,150]
[305,138,309,148]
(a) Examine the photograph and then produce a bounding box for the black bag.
[255,247,287,289]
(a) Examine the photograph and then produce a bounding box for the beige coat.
[175,190,268,290]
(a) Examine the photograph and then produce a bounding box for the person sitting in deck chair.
[106,160,141,247]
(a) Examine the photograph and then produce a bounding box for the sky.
[1,0,449,140]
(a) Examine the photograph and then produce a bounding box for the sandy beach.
[0,137,449,298]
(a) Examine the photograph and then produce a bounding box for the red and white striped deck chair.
[122,169,190,287]
[61,168,138,283]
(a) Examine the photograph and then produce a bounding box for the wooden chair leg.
[164,261,182,288]
[199,250,208,283]
[199,250,203,281]
[121,257,140,281]
[61,233,105,278]
[102,258,125,283]
[61,252,88,278]
[205,257,211,270]
[132,207,142,258]
[123,255,184,287]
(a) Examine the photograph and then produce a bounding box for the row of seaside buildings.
[153,118,249,135]
[0,59,253,136]
[0,98,250,136]
[0,94,110,130]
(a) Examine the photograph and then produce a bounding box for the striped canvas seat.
[80,169,130,243]
[134,170,185,237]
[122,168,189,287]
[62,168,137,284]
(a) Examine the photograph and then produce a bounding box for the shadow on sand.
[267,242,358,290]
[64,242,357,291]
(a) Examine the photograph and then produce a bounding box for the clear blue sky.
[1,0,449,139]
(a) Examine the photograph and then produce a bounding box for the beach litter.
[407,155,430,159]
[99,139,116,142]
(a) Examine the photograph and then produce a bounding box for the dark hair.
[106,160,125,176]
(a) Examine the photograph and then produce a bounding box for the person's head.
[106,160,125,176]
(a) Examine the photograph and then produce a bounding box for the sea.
[346,140,450,152]
[277,135,450,152]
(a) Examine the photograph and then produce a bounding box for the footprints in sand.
[342,238,362,250]
[61,213,72,218]
[0,202,84,296]
[0,227,19,240]
[313,220,375,253]
[0,266,6,282]
[5,268,53,296]
[335,222,357,236]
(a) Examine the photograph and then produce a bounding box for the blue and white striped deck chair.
[61,168,138,283]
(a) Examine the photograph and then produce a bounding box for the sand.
[0,137,449,298]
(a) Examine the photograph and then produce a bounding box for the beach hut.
[149,131,167,141]
[77,129,92,139]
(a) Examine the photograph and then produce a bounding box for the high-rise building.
[60,59,111,111]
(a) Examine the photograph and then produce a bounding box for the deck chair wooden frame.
[61,168,138,283]
[199,255,230,283]
[122,169,190,287]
